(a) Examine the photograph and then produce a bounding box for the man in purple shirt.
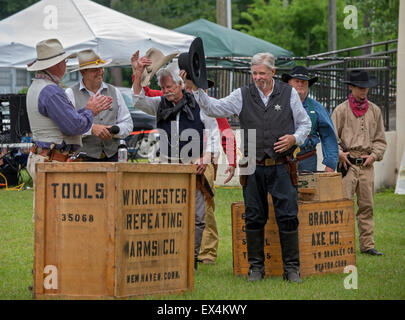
[26,39,112,181]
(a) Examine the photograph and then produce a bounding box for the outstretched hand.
[85,93,113,116]
[131,50,139,74]
[338,151,351,170]
[131,51,152,74]
[223,165,236,184]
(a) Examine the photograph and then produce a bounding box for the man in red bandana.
[331,70,387,256]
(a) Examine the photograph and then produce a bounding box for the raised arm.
[179,70,243,118]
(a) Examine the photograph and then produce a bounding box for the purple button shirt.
[35,84,94,151]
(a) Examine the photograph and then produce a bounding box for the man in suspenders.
[282,66,338,173]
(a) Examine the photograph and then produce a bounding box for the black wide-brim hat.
[281,66,318,87]
[343,70,377,88]
[178,37,208,89]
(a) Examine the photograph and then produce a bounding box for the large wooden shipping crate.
[232,198,356,277]
[33,162,196,299]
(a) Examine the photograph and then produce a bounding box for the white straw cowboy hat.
[70,49,112,72]
[27,38,77,71]
[141,48,179,87]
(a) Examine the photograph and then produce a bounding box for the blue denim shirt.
[297,96,338,170]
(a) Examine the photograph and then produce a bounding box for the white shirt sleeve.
[200,110,221,155]
[132,87,161,116]
[65,88,75,107]
[114,87,133,139]
[290,87,312,146]
[192,88,243,118]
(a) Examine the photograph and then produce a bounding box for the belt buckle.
[265,158,275,166]
[355,158,363,166]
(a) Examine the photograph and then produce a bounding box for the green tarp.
[174,19,294,67]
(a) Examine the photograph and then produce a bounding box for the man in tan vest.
[331,70,387,256]
[66,49,133,162]
[26,39,112,181]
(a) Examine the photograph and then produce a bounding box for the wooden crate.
[34,162,196,299]
[298,172,344,202]
[232,198,356,277]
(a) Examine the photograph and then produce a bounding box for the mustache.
[164,93,175,98]
[255,79,267,89]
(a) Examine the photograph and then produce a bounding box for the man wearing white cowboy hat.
[131,50,221,270]
[66,49,133,162]
[331,69,387,256]
[282,66,338,173]
[26,38,112,182]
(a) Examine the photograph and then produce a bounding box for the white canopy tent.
[0,0,195,92]
[0,0,195,67]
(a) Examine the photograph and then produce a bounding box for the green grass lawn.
[0,187,404,300]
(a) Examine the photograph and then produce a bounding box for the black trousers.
[242,164,299,232]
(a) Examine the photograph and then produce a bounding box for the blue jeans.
[298,153,317,173]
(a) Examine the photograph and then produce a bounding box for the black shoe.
[283,271,302,283]
[194,259,198,270]
[248,269,264,282]
[362,248,384,256]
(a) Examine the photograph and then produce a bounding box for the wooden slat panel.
[232,199,356,278]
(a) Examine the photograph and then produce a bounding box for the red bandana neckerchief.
[348,93,369,118]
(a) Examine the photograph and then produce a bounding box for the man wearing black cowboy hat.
[185,52,311,283]
[282,66,338,173]
[331,69,387,256]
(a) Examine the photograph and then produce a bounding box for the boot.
[194,227,204,270]
[246,228,265,282]
[279,229,302,283]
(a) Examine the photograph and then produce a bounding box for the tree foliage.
[0,0,399,58]
[110,0,217,29]
[0,0,39,20]
[234,0,399,56]
[351,0,399,42]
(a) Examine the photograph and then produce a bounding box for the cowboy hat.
[178,37,208,89]
[27,38,76,71]
[282,66,318,87]
[70,49,112,72]
[140,48,179,87]
[343,69,377,88]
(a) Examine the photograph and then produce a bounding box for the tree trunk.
[110,67,123,87]
[362,14,372,55]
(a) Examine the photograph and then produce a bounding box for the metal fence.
[206,39,397,131]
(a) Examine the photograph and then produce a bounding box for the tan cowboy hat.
[27,38,77,71]
[70,49,112,72]
[141,48,179,87]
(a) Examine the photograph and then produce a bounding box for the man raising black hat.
[331,69,387,256]
[185,52,312,283]
[282,66,338,173]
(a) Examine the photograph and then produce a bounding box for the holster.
[238,157,248,187]
[337,142,349,178]
[285,156,298,187]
